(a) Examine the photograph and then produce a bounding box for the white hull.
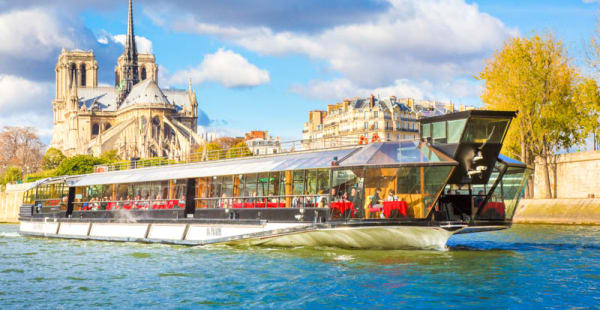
[19,220,457,250]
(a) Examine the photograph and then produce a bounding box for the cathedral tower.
[117,0,139,106]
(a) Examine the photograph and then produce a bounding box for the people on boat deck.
[371,188,382,206]
[317,190,328,208]
[350,187,364,218]
[330,188,339,202]
[474,190,485,208]
[387,190,398,201]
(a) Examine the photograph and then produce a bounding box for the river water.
[0,224,598,309]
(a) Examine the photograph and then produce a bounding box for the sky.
[0,0,598,144]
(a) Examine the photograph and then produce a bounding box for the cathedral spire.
[117,0,139,106]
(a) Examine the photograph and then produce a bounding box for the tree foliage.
[42,147,66,170]
[99,149,121,163]
[55,155,106,176]
[0,167,23,186]
[0,126,44,174]
[478,33,589,198]
[225,141,252,158]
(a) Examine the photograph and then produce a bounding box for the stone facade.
[534,150,600,199]
[50,0,203,160]
[302,95,474,148]
[0,184,28,223]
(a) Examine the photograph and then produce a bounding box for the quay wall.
[514,199,600,225]
[0,183,29,223]
[534,150,600,199]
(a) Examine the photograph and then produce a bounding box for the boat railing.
[94,135,374,173]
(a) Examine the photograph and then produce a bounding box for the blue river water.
[0,224,599,309]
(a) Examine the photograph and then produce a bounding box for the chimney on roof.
[370,94,375,108]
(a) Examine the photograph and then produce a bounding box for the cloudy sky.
[0,0,597,143]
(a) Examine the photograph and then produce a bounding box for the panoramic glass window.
[447,119,468,143]
[432,121,447,144]
[363,166,452,219]
[462,118,510,144]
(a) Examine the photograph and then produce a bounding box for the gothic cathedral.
[50,0,203,160]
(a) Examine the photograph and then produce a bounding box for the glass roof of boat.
[338,141,456,167]
[72,142,457,186]
[498,154,528,168]
[73,147,358,186]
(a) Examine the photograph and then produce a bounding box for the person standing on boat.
[350,187,363,218]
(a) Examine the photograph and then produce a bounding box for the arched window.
[115,71,120,86]
[80,63,86,86]
[70,63,77,87]
[141,67,147,81]
[92,123,99,136]
[104,123,112,131]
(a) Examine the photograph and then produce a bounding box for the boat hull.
[18,219,463,250]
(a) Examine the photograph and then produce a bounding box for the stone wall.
[514,199,600,224]
[534,150,600,199]
[0,183,29,223]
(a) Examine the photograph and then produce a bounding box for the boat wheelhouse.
[18,110,530,249]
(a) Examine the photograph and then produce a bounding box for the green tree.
[225,142,252,158]
[100,149,121,163]
[55,155,105,176]
[42,147,66,170]
[478,33,584,199]
[195,142,223,161]
[0,167,23,186]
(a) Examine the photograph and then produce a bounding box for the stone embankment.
[514,199,600,225]
[0,183,28,223]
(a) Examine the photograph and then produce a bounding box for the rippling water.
[1,224,599,309]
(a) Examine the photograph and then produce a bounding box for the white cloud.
[291,78,424,101]
[0,75,54,143]
[169,48,270,88]
[0,8,76,59]
[102,33,153,54]
[0,75,53,114]
[169,0,517,88]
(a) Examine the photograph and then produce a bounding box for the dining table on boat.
[331,201,355,217]
[382,201,408,218]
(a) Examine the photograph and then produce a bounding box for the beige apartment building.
[302,95,473,148]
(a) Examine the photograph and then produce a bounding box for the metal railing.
[94,135,365,173]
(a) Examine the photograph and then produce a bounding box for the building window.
[141,67,147,81]
[115,71,120,86]
[374,111,378,118]
[374,122,378,130]
[91,123,99,136]
[364,122,368,130]
[80,63,86,86]
[364,112,368,119]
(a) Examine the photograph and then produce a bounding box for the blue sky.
[0,0,598,143]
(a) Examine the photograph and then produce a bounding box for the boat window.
[31,183,68,212]
[292,170,306,195]
[432,121,446,144]
[307,170,318,195]
[462,118,509,144]
[268,172,280,196]
[447,119,467,144]
[257,173,269,196]
[421,123,430,139]
[501,167,530,220]
[222,175,234,197]
[363,166,452,219]
[332,169,361,200]
[244,174,257,197]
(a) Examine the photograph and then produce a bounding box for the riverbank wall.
[0,184,28,223]
[514,199,600,225]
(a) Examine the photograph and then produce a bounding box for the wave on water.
[0,232,20,238]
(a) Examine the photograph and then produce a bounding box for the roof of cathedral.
[77,81,189,112]
[120,79,170,108]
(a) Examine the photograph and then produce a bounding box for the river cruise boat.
[18,110,530,249]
